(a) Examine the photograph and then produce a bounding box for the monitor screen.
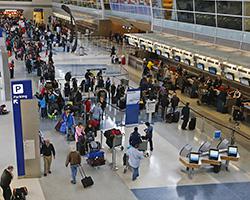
[184,59,190,66]
[225,73,234,81]
[163,52,169,58]
[147,47,152,52]
[240,78,250,86]
[155,50,161,55]
[189,153,200,164]
[209,149,219,160]
[228,146,238,157]
[197,63,204,70]
[140,45,145,50]
[174,56,180,62]
[209,67,217,75]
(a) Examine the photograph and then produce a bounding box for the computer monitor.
[155,50,161,55]
[209,67,217,75]
[174,56,180,62]
[225,73,234,81]
[197,63,204,70]
[189,152,200,164]
[228,146,238,157]
[209,149,219,160]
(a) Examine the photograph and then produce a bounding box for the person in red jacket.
[84,98,91,121]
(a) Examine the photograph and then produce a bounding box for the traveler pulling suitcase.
[79,165,94,188]
[188,117,196,130]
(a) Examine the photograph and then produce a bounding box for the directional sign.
[11,80,33,176]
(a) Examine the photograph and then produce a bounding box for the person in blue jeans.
[65,145,81,184]
[127,145,144,181]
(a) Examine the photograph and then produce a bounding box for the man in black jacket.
[181,102,190,130]
[129,127,142,147]
[0,166,14,200]
[171,93,180,113]
[41,139,56,176]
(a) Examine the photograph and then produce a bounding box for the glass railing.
[53,0,102,10]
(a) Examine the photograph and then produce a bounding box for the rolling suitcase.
[165,113,173,123]
[79,165,94,188]
[172,111,180,123]
[188,117,196,130]
[55,120,62,132]
[118,98,126,109]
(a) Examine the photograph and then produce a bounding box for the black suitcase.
[188,117,196,130]
[119,98,126,109]
[79,165,94,188]
[37,67,41,76]
[166,113,173,123]
[172,111,180,123]
[111,96,117,104]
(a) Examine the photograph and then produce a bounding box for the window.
[196,14,216,27]
[245,2,250,16]
[176,0,193,11]
[217,16,242,30]
[217,1,242,16]
[244,18,250,32]
[177,12,194,23]
[195,0,215,13]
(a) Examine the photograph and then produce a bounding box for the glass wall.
[52,0,250,32]
[151,0,248,31]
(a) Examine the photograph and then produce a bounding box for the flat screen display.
[189,153,200,164]
[147,47,152,52]
[228,146,238,157]
[197,63,204,70]
[184,59,190,66]
[174,56,180,62]
[140,45,145,50]
[240,78,250,86]
[209,149,219,160]
[163,52,169,58]
[155,49,161,55]
[209,67,217,75]
[225,73,234,81]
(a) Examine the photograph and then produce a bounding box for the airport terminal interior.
[1,0,250,200]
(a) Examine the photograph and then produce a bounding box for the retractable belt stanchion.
[111,135,122,171]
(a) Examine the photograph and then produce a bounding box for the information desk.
[179,152,240,178]
[179,157,201,178]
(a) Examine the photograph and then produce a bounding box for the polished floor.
[1,39,250,200]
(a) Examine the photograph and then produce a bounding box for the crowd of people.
[137,56,247,123]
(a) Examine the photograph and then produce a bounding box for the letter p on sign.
[13,84,24,95]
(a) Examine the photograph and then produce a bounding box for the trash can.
[121,55,126,65]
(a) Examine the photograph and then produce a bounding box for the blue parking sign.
[11,80,33,176]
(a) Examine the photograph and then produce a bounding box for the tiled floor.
[132,182,250,200]
[1,39,250,200]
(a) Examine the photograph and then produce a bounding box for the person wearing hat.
[65,145,81,184]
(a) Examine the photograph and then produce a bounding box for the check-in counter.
[128,54,143,70]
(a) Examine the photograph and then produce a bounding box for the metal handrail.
[178,98,250,141]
